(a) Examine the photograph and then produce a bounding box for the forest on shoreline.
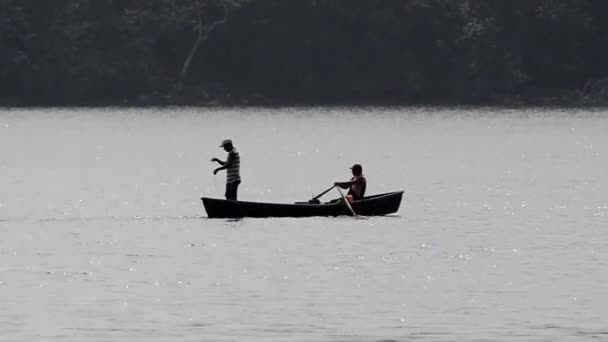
[2,0,608,107]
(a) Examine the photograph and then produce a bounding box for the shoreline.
[2,93,608,109]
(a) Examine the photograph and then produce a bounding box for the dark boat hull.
[202,191,403,218]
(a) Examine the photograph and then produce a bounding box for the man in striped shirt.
[211,139,241,200]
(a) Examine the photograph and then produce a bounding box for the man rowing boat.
[334,163,367,201]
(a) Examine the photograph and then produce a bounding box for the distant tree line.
[2,0,608,106]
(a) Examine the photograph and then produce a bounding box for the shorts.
[225,181,241,201]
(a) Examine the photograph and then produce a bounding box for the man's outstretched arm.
[211,157,226,166]
[334,180,354,189]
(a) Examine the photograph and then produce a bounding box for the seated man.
[334,164,367,201]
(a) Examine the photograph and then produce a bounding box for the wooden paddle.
[309,185,336,203]
[336,186,359,217]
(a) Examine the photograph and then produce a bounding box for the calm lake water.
[1,107,607,341]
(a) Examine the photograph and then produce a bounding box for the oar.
[336,186,359,217]
[309,185,336,203]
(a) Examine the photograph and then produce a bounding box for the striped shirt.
[226,148,241,184]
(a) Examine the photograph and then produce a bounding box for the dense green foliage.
[2,0,608,105]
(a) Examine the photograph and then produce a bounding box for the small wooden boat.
[201,191,403,218]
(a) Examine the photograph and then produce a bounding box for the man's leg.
[224,183,232,200]
[231,181,240,201]
[225,181,240,201]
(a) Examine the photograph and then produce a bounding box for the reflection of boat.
[201,191,404,219]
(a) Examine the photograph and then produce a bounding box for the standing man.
[334,163,367,201]
[211,139,241,200]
